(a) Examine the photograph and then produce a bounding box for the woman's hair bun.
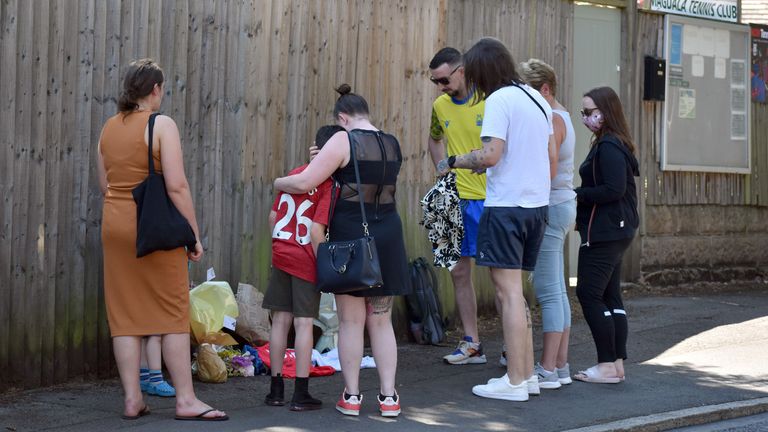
[335,83,352,96]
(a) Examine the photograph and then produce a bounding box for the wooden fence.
[0,0,574,389]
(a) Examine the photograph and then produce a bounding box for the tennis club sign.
[644,0,739,23]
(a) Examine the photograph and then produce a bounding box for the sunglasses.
[430,64,461,86]
[580,107,598,117]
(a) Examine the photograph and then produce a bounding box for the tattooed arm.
[436,136,504,176]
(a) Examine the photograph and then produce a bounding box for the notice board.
[662,15,751,173]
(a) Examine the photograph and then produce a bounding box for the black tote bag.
[131,113,197,257]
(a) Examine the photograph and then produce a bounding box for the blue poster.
[670,23,682,66]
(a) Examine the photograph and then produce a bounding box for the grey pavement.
[1,288,768,431]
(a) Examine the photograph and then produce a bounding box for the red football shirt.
[271,165,334,283]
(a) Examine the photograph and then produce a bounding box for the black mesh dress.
[328,129,412,297]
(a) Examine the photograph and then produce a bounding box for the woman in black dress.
[273,84,410,417]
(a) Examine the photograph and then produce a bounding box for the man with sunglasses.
[427,47,489,366]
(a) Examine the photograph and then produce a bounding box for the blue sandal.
[147,380,176,397]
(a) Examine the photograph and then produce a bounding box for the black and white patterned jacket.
[420,172,463,270]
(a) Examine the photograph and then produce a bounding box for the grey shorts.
[475,206,548,271]
[262,267,321,318]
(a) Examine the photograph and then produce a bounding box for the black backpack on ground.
[406,257,446,345]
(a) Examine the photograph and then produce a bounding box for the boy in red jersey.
[263,125,343,411]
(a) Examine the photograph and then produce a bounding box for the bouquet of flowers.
[218,347,256,377]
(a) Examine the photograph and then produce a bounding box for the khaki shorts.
[262,267,321,318]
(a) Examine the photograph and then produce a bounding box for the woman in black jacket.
[573,86,639,384]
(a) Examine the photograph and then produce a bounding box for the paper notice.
[683,24,700,55]
[699,27,714,57]
[731,87,746,112]
[730,60,745,86]
[714,29,730,58]
[731,113,746,140]
[715,57,727,79]
[678,88,696,119]
[691,55,705,78]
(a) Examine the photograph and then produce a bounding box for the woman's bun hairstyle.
[335,83,352,96]
[333,83,369,118]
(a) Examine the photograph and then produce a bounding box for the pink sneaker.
[377,391,401,417]
[336,391,362,416]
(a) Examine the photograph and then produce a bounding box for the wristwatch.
[447,155,457,168]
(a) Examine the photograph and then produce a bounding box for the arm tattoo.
[365,296,394,316]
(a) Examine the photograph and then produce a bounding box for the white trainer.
[473,374,529,401]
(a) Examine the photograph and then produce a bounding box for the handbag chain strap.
[146,113,161,175]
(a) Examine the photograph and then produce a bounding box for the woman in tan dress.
[97,59,227,421]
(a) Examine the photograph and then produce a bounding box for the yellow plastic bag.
[196,343,228,383]
[189,281,239,346]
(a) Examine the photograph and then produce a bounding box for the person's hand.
[309,144,319,161]
[187,241,203,262]
[436,158,451,177]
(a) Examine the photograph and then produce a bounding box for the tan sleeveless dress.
[100,111,189,337]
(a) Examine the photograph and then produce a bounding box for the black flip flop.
[121,405,150,420]
[175,408,229,421]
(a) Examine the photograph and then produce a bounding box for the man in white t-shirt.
[437,37,554,402]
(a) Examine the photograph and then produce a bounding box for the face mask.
[582,112,603,132]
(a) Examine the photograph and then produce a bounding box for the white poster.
[714,57,727,79]
[699,27,715,57]
[683,25,700,55]
[691,55,705,77]
[714,29,730,58]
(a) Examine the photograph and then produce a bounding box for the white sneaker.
[527,374,540,395]
[499,345,507,367]
[535,363,562,390]
[486,374,539,396]
[473,374,529,401]
[556,363,573,385]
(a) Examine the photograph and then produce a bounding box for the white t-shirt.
[480,84,553,208]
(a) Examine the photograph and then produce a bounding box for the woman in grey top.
[521,59,577,390]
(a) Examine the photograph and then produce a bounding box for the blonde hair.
[520,58,557,97]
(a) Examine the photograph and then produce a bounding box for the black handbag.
[315,136,384,294]
[132,113,197,258]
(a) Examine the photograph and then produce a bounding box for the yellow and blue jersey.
[430,93,486,200]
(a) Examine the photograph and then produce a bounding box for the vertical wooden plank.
[47,0,70,385]
[184,0,204,283]
[0,0,19,389]
[222,0,244,288]
[86,0,110,380]
[32,0,54,387]
[73,0,96,376]
[60,0,85,379]
[14,0,43,389]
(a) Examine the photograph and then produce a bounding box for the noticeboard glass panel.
[661,15,751,173]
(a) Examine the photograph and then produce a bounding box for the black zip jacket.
[574,133,639,245]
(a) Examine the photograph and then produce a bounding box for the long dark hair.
[584,86,635,154]
[463,37,522,104]
[118,59,164,112]
[333,84,369,118]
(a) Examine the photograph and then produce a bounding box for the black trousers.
[576,236,634,363]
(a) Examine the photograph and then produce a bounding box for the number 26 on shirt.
[272,194,314,245]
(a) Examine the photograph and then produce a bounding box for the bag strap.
[146,113,161,175]
[348,133,370,236]
[321,131,369,240]
[510,83,548,121]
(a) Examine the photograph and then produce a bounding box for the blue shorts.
[476,206,548,271]
[460,199,484,257]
